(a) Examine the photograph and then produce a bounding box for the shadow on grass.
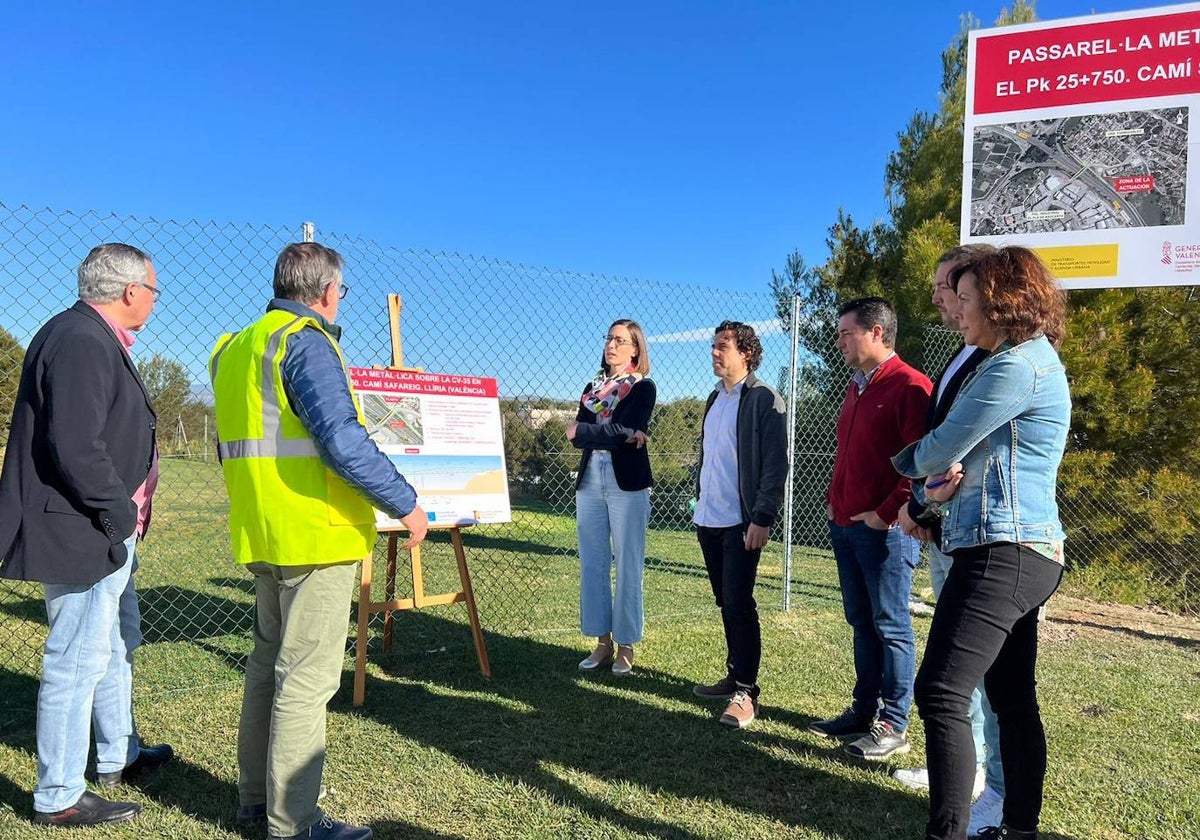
[645,557,792,599]
[0,669,39,730]
[458,531,569,557]
[0,664,241,832]
[139,586,254,643]
[0,584,43,624]
[783,577,844,605]
[117,756,240,832]
[354,611,929,840]
[0,767,33,820]
[0,580,256,659]
[369,820,464,839]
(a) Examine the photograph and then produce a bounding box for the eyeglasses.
[604,335,634,347]
[133,281,161,302]
[324,281,350,300]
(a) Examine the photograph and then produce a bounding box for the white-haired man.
[0,243,173,826]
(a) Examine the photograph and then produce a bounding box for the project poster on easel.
[349,366,512,527]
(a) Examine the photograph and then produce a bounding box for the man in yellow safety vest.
[211,242,427,840]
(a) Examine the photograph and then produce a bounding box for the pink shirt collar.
[85,301,157,535]
[85,302,136,352]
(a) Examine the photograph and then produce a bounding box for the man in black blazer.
[894,244,1006,836]
[0,243,173,826]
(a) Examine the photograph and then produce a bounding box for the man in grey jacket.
[691,320,787,729]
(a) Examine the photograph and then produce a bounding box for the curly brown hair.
[949,246,1067,348]
[715,320,763,372]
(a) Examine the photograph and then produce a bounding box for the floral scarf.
[581,366,642,422]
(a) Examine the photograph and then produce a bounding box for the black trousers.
[914,542,1063,840]
[696,525,762,696]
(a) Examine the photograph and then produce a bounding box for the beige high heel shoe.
[612,644,634,676]
[578,640,614,671]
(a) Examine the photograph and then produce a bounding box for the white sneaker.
[971,766,986,800]
[892,766,930,789]
[892,765,984,797]
[909,599,936,617]
[967,784,1004,837]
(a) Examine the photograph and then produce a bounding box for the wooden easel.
[351,294,492,707]
[353,523,491,705]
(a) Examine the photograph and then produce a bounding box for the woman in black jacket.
[567,319,656,676]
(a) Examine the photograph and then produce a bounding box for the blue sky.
[2,0,1157,295]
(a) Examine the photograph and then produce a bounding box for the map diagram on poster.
[963,3,1200,287]
[971,107,1188,235]
[349,367,511,528]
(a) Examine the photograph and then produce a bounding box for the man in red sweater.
[810,297,931,762]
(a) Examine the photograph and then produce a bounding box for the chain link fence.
[0,204,795,695]
[789,309,1200,618]
[1,203,1197,701]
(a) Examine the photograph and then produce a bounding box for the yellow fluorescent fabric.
[210,309,375,565]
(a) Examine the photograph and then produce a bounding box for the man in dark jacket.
[691,320,787,729]
[0,243,173,826]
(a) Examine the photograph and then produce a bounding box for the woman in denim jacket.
[568,320,656,677]
[892,247,1069,840]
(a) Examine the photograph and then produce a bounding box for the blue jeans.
[576,453,650,645]
[930,545,1004,796]
[35,534,141,812]
[830,522,918,730]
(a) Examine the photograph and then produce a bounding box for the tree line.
[767,1,1199,612]
[0,332,212,458]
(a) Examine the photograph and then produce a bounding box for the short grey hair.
[77,243,151,304]
[273,243,343,303]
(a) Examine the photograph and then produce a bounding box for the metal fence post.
[782,293,801,611]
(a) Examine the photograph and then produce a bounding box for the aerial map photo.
[970,107,1188,235]
[361,394,424,446]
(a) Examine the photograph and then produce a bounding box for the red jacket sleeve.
[875,376,932,525]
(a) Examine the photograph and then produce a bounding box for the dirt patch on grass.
[1043,593,1200,648]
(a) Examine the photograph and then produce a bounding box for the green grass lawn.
[1,459,1198,838]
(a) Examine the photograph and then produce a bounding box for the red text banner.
[350,367,498,399]
[974,7,1200,114]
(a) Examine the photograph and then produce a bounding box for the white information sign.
[964,3,1200,288]
[349,367,512,527]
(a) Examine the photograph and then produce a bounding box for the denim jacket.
[891,336,1070,553]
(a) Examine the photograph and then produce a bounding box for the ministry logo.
[1162,241,1172,265]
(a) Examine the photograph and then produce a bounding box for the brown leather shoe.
[719,689,759,728]
[32,791,140,826]
[693,675,737,700]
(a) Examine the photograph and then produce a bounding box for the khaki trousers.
[237,560,358,837]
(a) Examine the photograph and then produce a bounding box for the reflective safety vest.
[209,309,375,565]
